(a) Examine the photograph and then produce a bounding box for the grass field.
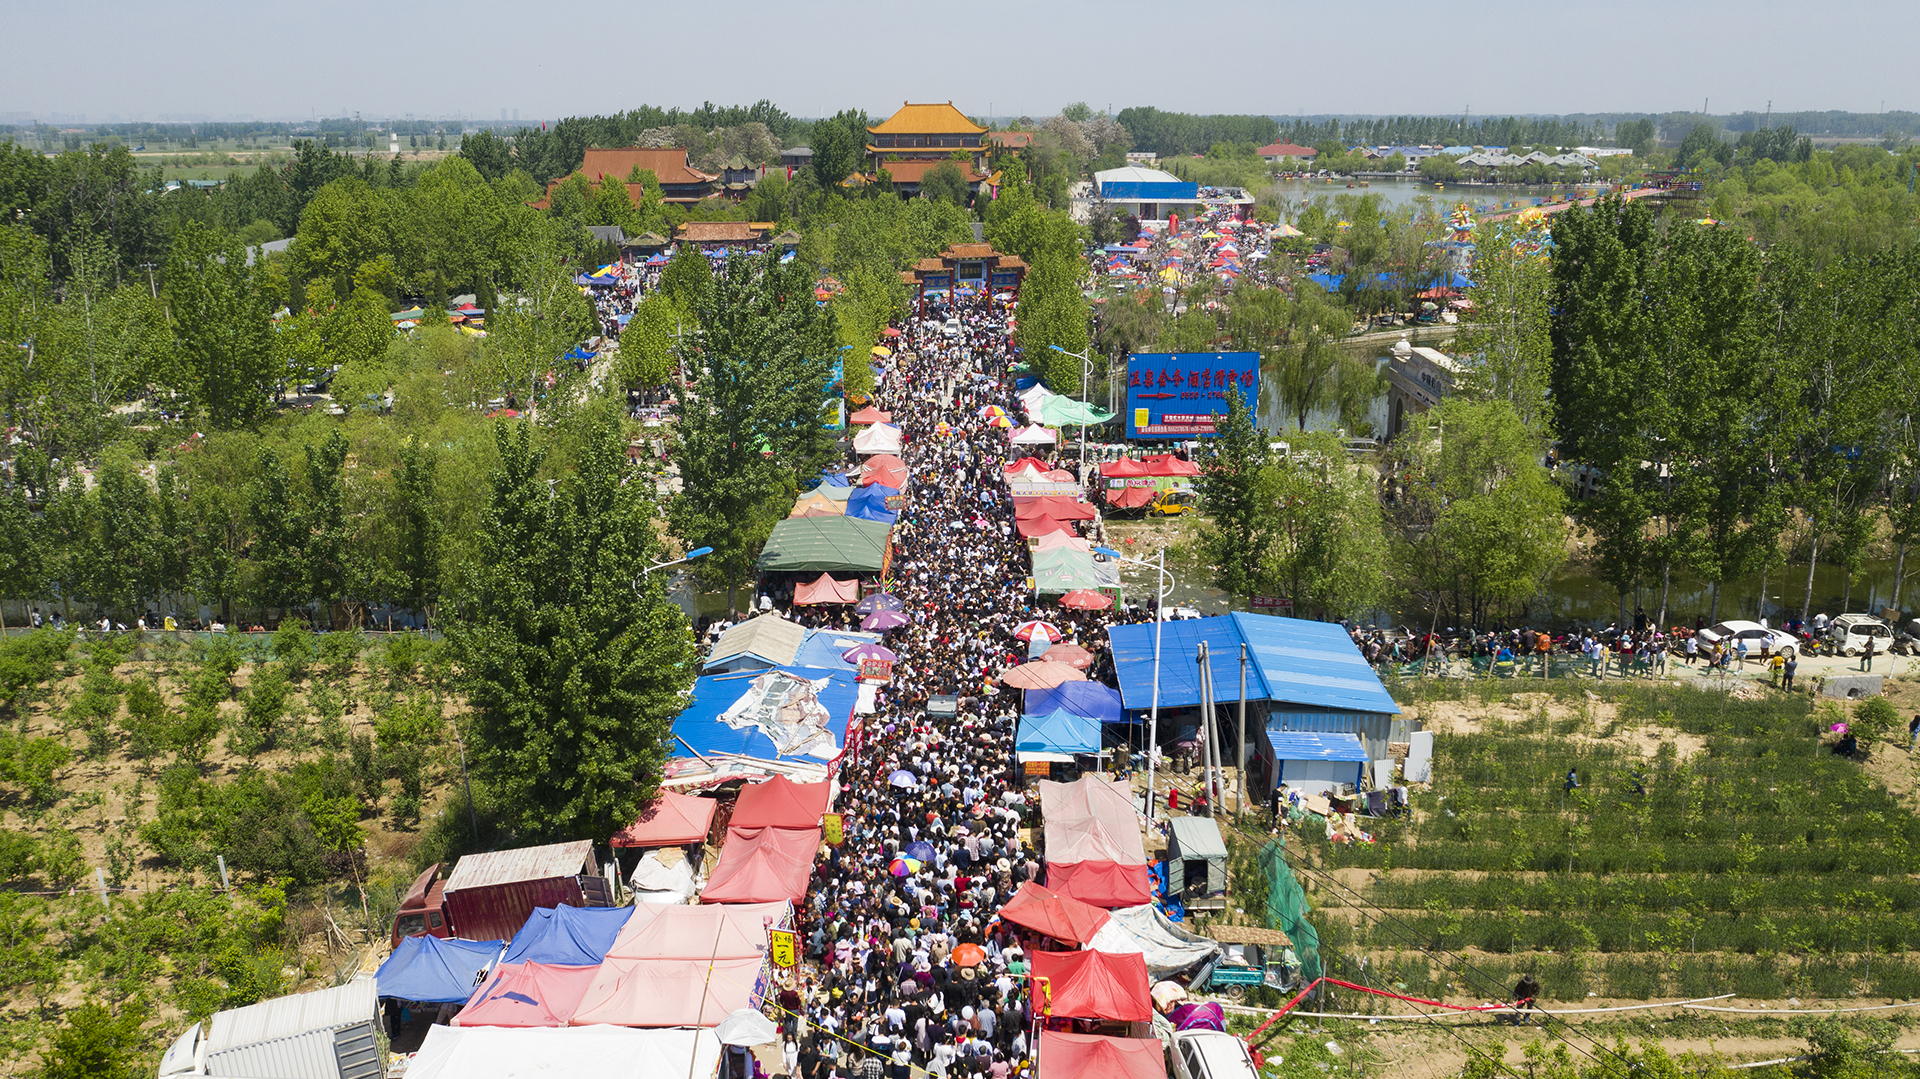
[1282,679,1920,1006]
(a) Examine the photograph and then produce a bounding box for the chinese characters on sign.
[768,929,797,968]
[1126,352,1261,438]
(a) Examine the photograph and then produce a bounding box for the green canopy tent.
[757,516,893,574]
[1039,397,1116,427]
[1031,547,1108,594]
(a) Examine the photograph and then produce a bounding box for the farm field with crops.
[1290,680,1920,1006]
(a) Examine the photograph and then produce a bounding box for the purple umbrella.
[861,610,911,631]
[842,642,899,665]
[856,593,906,615]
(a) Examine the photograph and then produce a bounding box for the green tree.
[1193,386,1271,607]
[918,163,971,208]
[485,224,593,408]
[36,1000,148,1079]
[669,252,837,611]
[166,221,275,428]
[1387,398,1567,627]
[1615,118,1656,157]
[447,408,698,841]
[658,243,713,310]
[810,110,866,190]
[1230,283,1375,432]
[1263,430,1390,618]
[1453,234,1553,430]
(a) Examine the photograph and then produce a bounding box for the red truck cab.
[392,863,450,946]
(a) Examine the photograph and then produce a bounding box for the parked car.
[1825,613,1893,657]
[1148,489,1198,517]
[1170,1030,1261,1079]
[1696,620,1798,659]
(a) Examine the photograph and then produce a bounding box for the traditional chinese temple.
[866,102,998,198]
[900,243,1026,310]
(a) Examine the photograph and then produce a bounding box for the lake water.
[1269,176,1594,219]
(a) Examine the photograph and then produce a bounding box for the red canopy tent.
[794,573,860,605]
[1037,1032,1166,1079]
[610,789,718,847]
[1104,486,1157,510]
[848,406,892,424]
[1045,861,1154,908]
[862,455,909,489]
[1030,950,1152,1021]
[1003,457,1052,476]
[1015,497,1098,521]
[701,826,821,903]
[1016,516,1077,539]
[1099,459,1149,478]
[454,962,598,1028]
[1140,454,1199,477]
[730,775,830,830]
[996,881,1111,946]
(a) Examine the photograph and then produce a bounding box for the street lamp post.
[634,546,713,596]
[1048,344,1095,490]
[1095,544,1174,826]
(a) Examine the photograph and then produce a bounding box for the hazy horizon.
[5,0,1911,124]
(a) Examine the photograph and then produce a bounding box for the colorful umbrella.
[890,855,923,876]
[872,345,892,357]
[905,841,937,863]
[986,415,1012,428]
[1013,620,1062,643]
[842,642,899,665]
[883,327,902,337]
[862,610,911,631]
[1058,590,1113,611]
[980,405,1008,419]
[951,943,987,967]
[1042,643,1094,669]
[888,769,919,788]
[856,593,906,614]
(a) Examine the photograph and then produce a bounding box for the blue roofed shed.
[1265,731,1368,797]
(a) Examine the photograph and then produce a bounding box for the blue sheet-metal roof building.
[1105,614,1411,799]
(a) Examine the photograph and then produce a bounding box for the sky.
[5,0,1911,123]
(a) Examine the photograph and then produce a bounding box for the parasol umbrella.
[890,855,922,876]
[951,943,987,968]
[883,326,902,337]
[842,642,899,665]
[1013,620,1062,643]
[999,660,1087,690]
[856,592,906,614]
[905,840,937,864]
[872,345,892,357]
[888,769,919,788]
[1042,642,1094,669]
[979,405,1008,419]
[862,610,911,631]
[986,415,1012,428]
[1058,589,1113,611]
[715,1010,780,1047]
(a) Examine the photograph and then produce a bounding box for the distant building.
[1092,165,1202,221]
[1255,142,1318,166]
[674,221,774,249]
[988,130,1034,150]
[1384,340,1464,439]
[531,147,719,208]
[779,146,813,170]
[867,101,990,173]
[901,242,1026,311]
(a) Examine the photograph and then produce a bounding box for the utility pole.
[1237,643,1249,814]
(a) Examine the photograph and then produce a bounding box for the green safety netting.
[1258,841,1322,980]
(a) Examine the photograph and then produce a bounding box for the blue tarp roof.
[1307,272,1472,291]
[1024,681,1125,725]
[376,934,504,1003]
[846,484,899,524]
[1099,180,1200,201]
[791,628,879,673]
[1265,729,1369,762]
[816,471,851,488]
[1016,707,1102,754]
[670,667,860,763]
[501,904,634,966]
[1106,613,1399,716]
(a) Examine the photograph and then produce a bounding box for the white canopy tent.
[407,1025,721,1079]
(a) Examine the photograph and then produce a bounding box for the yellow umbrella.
[871,345,892,357]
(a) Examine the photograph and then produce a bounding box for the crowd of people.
[757,296,1154,1079]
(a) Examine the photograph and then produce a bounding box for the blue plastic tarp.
[846,484,899,524]
[501,904,635,967]
[670,667,860,763]
[1016,708,1102,754]
[376,934,504,1003]
[816,471,851,488]
[564,348,597,361]
[791,628,879,673]
[1023,682,1125,725]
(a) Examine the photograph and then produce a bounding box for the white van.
[1826,614,1893,656]
[1170,1031,1261,1079]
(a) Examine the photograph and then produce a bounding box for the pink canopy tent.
[793,574,860,606]
[731,775,830,830]
[861,455,909,489]
[1031,532,1091,553]
[454,962,598,1028]
[848,406,892,424]
[1039,776,1148,864]
[1016,498,1098,521]
[1140,453,1199,477]
[1037,1032,1167,1079]
[610,789,718,847]
[569,956,765,1028]
[1100,458,1150,478]
[605,901,787,961]
[701,826,821,904]
[1015,516,1076,539]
